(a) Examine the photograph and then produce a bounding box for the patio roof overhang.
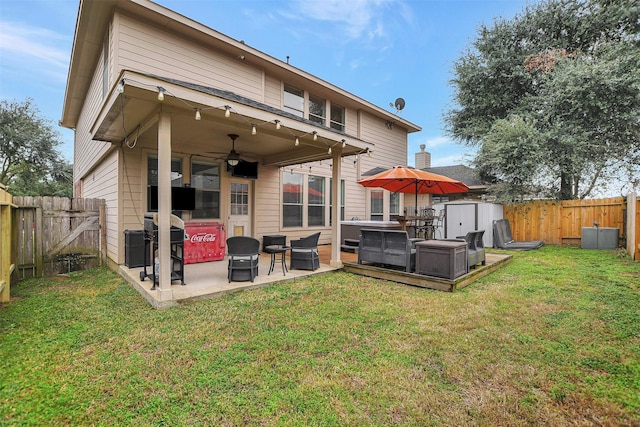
[90,71,374,168]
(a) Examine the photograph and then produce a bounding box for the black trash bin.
[124,230,145,268]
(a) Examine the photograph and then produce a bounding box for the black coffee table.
[264,245,291,276]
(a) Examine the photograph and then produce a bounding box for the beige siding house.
[61,0,421,302]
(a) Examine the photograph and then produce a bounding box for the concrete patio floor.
[119,245,356,308]
[118,244,511,308]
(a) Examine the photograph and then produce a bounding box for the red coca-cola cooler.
[183,222,226,264]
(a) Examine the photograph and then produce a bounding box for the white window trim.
[282,170,337,229]
[367,188,402,221]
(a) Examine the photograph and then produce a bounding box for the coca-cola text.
[189,233,216,243]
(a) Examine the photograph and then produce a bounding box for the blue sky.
[0,0,537,165]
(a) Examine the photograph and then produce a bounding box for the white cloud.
[349,57,367,71]
[431,154,466,167]
[425,136,453,149]
[410,135,462,154]
[0,21,70,70]
[409,134,476,167]
[289,0,398,40]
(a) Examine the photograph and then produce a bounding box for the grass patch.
[1,245,639,425]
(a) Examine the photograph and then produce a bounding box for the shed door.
[445,203,477,239]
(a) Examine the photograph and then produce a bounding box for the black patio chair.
[290,232,321,271]
[226,236,260,282]
[433,209,445,239]
[457,229,486,269]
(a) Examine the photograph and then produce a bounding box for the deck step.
[340,244,358,253]
[344,238,360,247]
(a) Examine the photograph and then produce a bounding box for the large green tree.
[445,0,640,200]
[0,98,72,197]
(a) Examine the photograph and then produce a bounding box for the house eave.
[61,0,422,133]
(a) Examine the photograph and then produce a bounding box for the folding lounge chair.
[493,219,544,250]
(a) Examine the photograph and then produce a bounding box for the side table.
[264,245,291,276]
[263,235,286,252]
[415,240,468,279]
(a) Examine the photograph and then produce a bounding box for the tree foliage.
[0,98,72,197]
[445,0,640,200]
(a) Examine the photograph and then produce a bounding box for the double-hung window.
[148,156,183,186]
[191,160,220,219]
[283,172,304,227]
[284,84,304,118]
[390,192,400,220]
[283,172,333,228]
[147,155,183,211]
[102,33,109,98]
[370,190,384,221]
[330,104,345,132]
[309,94,326,126]
[284,83,346,131]
[308,175,325,226]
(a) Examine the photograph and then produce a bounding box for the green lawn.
[1,245,639,426]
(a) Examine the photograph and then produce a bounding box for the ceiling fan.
[207,133,243,166]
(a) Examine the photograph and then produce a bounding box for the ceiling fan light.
[226,134,241,166]
[227,151,240,166]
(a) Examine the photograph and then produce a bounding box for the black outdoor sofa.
[357,229,416,272]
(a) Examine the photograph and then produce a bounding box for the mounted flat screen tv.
[227,160,258,179]
[147,185,196,212]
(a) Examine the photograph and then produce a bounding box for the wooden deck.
[317,244,358,264]
[342,251,512,292]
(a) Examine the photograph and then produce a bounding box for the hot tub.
[340,220,402,245]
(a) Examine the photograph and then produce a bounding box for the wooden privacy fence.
[503,195,640,260]
[13,197,106,280]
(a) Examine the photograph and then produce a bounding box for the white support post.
[330,147,343,268]
[156,111,173,301]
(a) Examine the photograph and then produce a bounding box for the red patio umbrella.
[357,165,469,209]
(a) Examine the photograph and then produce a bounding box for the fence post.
[627,192,638,260]
[35,207,43,278]
[0,186,15,303]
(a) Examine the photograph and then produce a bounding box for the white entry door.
[228,181,251,237]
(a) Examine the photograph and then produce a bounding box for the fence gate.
[1,185,15,302]
[13,197,105,278]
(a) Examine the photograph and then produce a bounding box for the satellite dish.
[389,97,406,113]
